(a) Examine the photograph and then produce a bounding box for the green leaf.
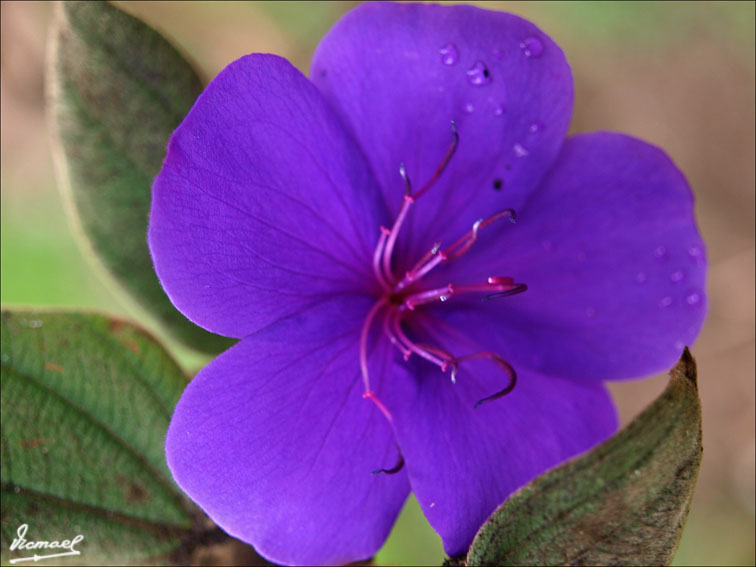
[48,1,233,354]
[466,349,702,567]
[0,309,202,565]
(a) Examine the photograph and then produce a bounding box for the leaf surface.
[0,310,198,565]
[49,0,233,354]
[467,349,702,566]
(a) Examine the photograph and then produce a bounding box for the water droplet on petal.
[529,120,543,134]
[513,143,529,158]
[493,104,506,116]
[440,295,448,302]
[687,245,705,266]
[462,102,475,114]
[654,245,669,262]
[440,43,459,65]
[685,290,702,306]
[520,36,544,58]
[669,270,685,283]
[674,340,685,352]
[466,60,491,86]
[635,272,647,284]
[659,296,673,309]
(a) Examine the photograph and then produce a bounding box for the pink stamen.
[363,390,394,423]
[453,352,517,408]
[395,242,442,292]
[410,121,459,201]
[360,297,388,394]
[442,209,516,262]
[383,309,412,360]
[360,123,525,436]
[381,193,414,283]
[391,317,452,370]
[372,226,391,291]
[403,285,453,310]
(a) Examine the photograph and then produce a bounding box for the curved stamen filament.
[453,352,517,408]
[371,448,405,475]
[372,226,391,292]
[390,315,453,371]
[401,277,523,309]
[411,121,459,201]
[383,309,411,360]
[394,209,516,292]
[359,298,394,423]
[381,193,414,283]
[380,123,459,283]
[442,209,516,262]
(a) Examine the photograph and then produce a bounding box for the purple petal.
[166,296,409,566]
[311,2,573,268]
[388,328,617,556]
[149,54,386,338]
[437,132,707,380]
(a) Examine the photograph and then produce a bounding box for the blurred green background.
[1,1,754,565]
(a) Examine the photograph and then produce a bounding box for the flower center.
[360,123,527,452]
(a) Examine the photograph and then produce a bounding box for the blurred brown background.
[1,1,754,565]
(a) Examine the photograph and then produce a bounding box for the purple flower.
[149,3,706,565]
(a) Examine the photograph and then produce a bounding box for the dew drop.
[462,101,475,114]
[687,245,705,265]
[493,104,506,116]
[669,270,685,283]
[659,296,673,309]
[440,295,449,302]
[520,36,544,58]
[440,43,459,65]
[528,120,543,134]
[513,143,529,158]
[635,272,647,284]
[466,60,492,86]
[493,178,503,190]
[685,290,702,306]
[674,340,686,352]
[653,245,668,262]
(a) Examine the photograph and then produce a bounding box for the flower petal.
[166,296,409,566]
[437,132,707,380]
[149,54,386,338]
[388,328,617,557]
[311,2,573,266]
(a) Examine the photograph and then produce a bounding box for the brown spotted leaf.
[0,309,205,565]
[466,349,702,566]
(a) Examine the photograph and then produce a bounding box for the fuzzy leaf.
[466,349,702,566]
[0,309,204,565]
[48,0,233,354]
